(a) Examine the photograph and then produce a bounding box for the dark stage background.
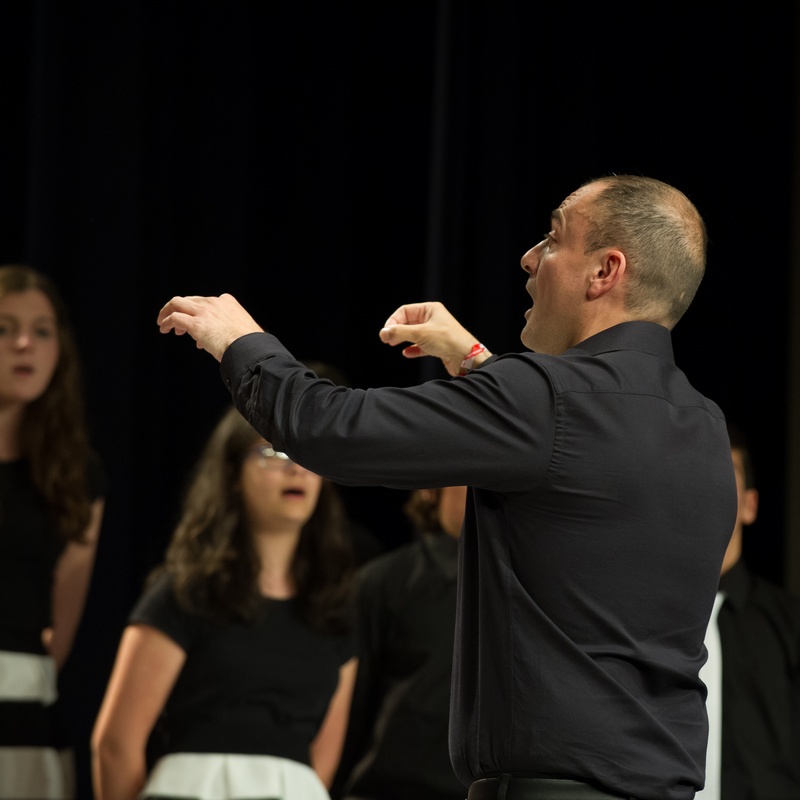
[2,4,798,798]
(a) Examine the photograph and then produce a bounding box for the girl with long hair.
[0,264,106,800]
[91,405,356,800]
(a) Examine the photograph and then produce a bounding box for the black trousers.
[467,776,639,800]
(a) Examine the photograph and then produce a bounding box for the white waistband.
[0,747,74,800]
[0,650,57,703]
[142,752,330,800]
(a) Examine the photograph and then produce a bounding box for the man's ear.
[587,249,625,300]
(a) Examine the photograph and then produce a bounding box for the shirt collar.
[565,321,675,362]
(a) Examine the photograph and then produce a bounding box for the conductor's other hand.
[379,301,490,377]
[157,294,264,362]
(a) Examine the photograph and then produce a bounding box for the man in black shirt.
[157,175,737,800]
[700,425,800,799]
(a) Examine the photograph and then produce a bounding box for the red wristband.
[458,343,487,376]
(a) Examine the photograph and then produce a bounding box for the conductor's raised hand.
[157,294,263,362]
[379,301,491,377]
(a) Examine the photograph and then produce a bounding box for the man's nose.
[520,247,539,276]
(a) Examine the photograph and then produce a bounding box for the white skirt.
[141,752,331,800]
[0,650,75,800]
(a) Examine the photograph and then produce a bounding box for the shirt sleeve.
[128,571,199,652]
[219,332,555,493]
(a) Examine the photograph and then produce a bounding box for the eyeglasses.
[246,444,296,471]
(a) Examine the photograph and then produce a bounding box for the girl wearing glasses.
[91,405,356,800]
[0,265,107,800]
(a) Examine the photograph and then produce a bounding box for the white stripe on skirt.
[141,752,331,800]
[0,650,58,703]
[0,747,75,800]
[0,650,74,800]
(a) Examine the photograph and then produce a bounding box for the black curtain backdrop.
[2,3,797,799]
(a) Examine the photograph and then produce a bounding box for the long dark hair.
[157,405,355,633]
[0,264,94,543]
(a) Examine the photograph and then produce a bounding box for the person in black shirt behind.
[701,423,800,799]
[157,174,737,800]
[332,485,467,800]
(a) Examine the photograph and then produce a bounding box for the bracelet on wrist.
[458,343,487,376]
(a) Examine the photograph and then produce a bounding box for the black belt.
[467,776,638,800]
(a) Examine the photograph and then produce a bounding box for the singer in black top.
[332,486,467,800]
[157,175,738,800]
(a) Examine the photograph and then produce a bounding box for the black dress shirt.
[220,321,737,800]
[718,560,800,799]
[332,530,464,800]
